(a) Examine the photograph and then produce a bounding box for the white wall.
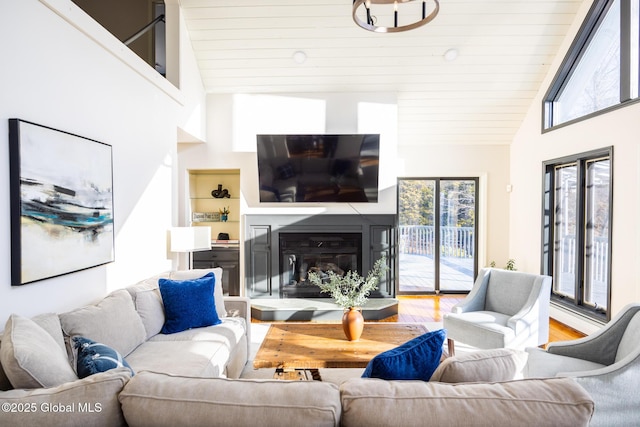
[510,0,640,332]
[0,0,182,320]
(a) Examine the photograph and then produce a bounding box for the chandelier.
[352,0,440,33]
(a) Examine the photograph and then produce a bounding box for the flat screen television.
[256,134,380,203]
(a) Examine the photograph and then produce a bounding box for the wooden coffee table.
[253,323,429,369]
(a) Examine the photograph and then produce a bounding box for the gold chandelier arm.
[352,0,440,33]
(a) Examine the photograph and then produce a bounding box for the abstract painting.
[9,119,114,286]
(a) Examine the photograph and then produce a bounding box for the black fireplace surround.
[244,214,396,299]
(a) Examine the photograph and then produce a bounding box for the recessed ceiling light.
[293,50,307,64]
[444,48,458,62]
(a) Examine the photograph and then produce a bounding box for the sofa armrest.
[224,296,252,346]
[0,367,131,427]
[451,268,490,313]
[224,296,251,323]
[546,304,640,366]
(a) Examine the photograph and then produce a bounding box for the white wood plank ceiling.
[181,0,584,146]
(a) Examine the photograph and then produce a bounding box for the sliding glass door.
[398,178,478,294]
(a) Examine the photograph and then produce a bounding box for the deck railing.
[399,225,474,258]
[556,234,609,283]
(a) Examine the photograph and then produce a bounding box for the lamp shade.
[170,227,211,252]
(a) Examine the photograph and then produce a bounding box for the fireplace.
[244,214,396,300]
[279,233,362,298]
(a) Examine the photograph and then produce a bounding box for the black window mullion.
[434,178,441,293]
[541,166,554,277]
[575,160,587,306]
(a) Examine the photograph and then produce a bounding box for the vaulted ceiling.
[180,0,584,146]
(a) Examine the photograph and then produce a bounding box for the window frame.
[541,147,614,322]
[543,0,640,131]
[396,177,479,295]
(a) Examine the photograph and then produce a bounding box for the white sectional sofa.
[0,268,596,426]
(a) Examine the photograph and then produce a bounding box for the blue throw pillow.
[158,272,221,334]
[361,329,446,381]
[73,336,134,379]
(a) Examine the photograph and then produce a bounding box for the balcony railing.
[398,225,474,259]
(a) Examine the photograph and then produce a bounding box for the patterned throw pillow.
[362,329,446,381]
[73,336,134,379]
[158,272,221,334]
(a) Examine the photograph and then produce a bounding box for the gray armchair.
[443,268,552,355]
[524,303,640,427]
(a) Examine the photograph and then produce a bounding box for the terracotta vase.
[342,307,364,341]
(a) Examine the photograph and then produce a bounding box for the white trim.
[39,0,184,105]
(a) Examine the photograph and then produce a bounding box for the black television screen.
[256,134,380,203]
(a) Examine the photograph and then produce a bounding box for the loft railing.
[123,14,165,46]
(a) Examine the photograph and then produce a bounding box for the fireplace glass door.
[279,233,362,298]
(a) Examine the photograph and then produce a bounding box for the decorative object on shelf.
[219,207,230,222]
[352,0,440,33]
[211,184,231,198]
[308,257,389,341]
[192,212,220,222]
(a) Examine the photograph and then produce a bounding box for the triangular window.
[544,0,639,129]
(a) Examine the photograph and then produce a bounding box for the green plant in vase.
[219,207,230,222]
[308,257,389,341]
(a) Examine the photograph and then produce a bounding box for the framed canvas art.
[9,119,115,286]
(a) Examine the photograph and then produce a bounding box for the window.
[543,0,640,129]
[542,148,613,321]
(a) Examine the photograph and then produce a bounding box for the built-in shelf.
[188,169,240,241]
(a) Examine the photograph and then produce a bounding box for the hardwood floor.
[253,295,586,345]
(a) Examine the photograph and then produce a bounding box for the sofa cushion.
[60,290,147,358]
[119,371,341,427]
[125,274,169,339]
[126,269,227,339]
[168,268,227,318]
[31,313,67,355]
[0,368,131,427]
[0,314,78,388]
[159,272,221,334]
[340,377,594,427]
[73,336,134,379]
[0,313,66,391]
[133,287,165,339]
[524,347,606,378]
[0,351,11,391]
[125,340,229,378]
[362,329,445,381]
[149,317,246,346]
[430,348,528,383]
